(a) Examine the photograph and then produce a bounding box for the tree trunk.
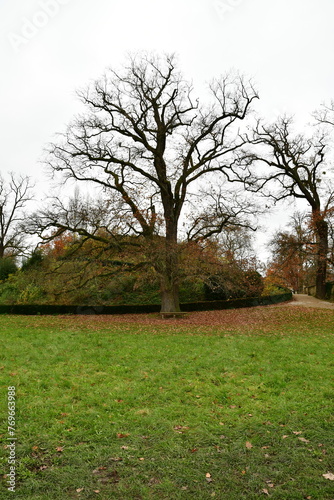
[314,216,328,300]
[160,217,180,313]
[160,281,180,312]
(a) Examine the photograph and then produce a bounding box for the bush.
[0,257,18,281]
[241,270,264,297]
[204,267,264,301]
[18,284,44,304]
[262,283,291,296]
[179,278,205,303]
[21,250,44,271]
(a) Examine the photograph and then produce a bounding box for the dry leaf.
[246,441,253,449]
[323,472,334,480]
[206,473,211,478]
[173,425,189,433]
[92,466,107,474]
[116,433,129,438]
[56,446,64,452]
[262,489,269,495]
[76,488,84,493]
[298,437,310,443]
[293,431,302,435]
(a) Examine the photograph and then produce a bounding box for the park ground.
[285,294,334,310]
[0,299,333,499]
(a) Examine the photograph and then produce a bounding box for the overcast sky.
[1,0,334,260]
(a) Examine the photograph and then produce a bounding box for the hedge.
[0,293,292,315]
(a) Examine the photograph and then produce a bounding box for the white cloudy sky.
[1,0,334,260]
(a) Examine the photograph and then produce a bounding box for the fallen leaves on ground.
[173,425,189,433]
[298,437,310,443]
[323,472,334,480]
[265,481,274,488]
[19,304,334,336]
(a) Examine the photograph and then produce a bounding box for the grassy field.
[0,305,333,499]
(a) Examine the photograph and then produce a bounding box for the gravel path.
[285,293,334,310]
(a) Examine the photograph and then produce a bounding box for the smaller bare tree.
[239,116,334,299]
[0,172,34,259]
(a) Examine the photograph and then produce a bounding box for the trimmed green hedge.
[0,293,292,315]
[181,292,292,311]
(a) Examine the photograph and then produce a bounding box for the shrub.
[0,257,18,281]
[204,266,264,301]
[18,284,44,304]
[241,270,264,297]
[21,250,44,271]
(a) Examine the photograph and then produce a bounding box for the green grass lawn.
[0,306,333,499]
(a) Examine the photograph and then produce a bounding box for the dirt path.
[284,293,334,310]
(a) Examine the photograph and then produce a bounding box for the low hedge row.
[0,293,292,315]
[181,292,292,312]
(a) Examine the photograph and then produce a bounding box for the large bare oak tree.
[34,54,258,311]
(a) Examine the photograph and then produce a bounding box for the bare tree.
[241,116,334,299]
[34,53,258,312]
[267,212,317,292]
[0,172,34,259]
[313,101,334,127]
